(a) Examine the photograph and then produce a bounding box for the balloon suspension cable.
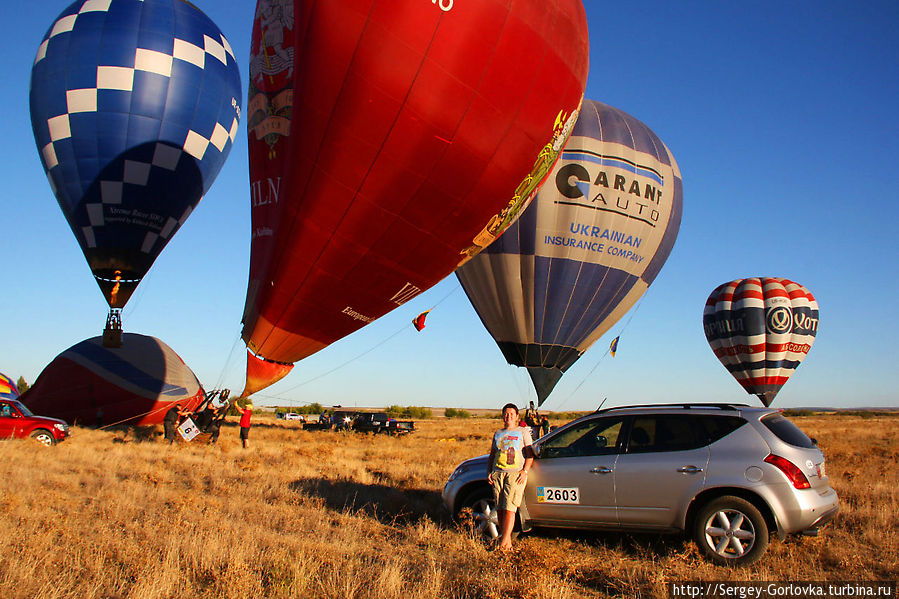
[95,391,236,431]
[102,309,123,348]
[552,297,646,411]
[508,363,532,406]
[120,267,153,321]
[95,400,170,430]
[421,280,461,314]
[261,283,461,403]
[214,333,244,391]
[264,325,410,400]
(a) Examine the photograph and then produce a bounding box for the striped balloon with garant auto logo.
[456,100,683,406]
[703,277,819,406]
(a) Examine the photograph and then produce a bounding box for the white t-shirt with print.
[491,426,533,472]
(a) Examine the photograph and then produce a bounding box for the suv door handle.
[590,466,613,474]
[677,465,703,473]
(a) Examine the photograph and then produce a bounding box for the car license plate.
[537,486,580,504]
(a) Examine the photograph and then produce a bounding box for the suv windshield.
[761,413,815,448]
[11,401,34,417]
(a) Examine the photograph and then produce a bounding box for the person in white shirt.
[486,403,534,551]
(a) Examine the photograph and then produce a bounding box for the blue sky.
[2,1,897,411]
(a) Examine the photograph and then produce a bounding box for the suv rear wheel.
[693,496,769,566]
[30,429,56,447]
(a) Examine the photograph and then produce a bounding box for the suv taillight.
[764,454,811,489]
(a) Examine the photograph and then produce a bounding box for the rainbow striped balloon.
[0,372,19,400]
[703,278,819,406]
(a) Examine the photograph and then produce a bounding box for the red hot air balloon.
[703,278,819,406]
[240,0,590,396]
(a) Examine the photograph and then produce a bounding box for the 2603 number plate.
[536,486,579,504]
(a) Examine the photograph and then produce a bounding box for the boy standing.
[487,403,534,551]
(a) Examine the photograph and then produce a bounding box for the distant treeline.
[783,409,898,418]
[442,409,590,421]
[385,405,433,419]
[547,411,591,421]
[270,404,435,419]
[270,407,899,422]
[267,404,591,421]
[274,403,326,415]
[444,408,470,418]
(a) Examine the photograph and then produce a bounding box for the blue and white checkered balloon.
[30,0,241,308]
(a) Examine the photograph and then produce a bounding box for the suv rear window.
[697,415,746,444]
[761,414,815,448]
[626,415,707,453]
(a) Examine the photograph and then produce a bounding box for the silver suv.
[442,404,838,565]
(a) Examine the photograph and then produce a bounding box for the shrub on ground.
[385,405,433,419]
[444,408,470,419]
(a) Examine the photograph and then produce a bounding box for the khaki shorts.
[492,470,526,511]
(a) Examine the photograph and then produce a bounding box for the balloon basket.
[102,310,122,348]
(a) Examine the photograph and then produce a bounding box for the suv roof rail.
[594,402,752,414]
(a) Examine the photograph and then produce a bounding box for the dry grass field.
[0,412,895,598]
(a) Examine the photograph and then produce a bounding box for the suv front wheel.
[457,486,501,542]
[30,429,56,447]
[693,496,769,566]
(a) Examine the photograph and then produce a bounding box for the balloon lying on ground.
[0,373,19,400]
[703,277,819,406]
[29,0,241,309]
[20,333,205,426]
[239,0,590,395]
[457,100,683,405]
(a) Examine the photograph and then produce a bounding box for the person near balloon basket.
[539,415,549,437]
[487,403,534,551]
[192,396,217,433]
[233,402,253,449]
[163,403,189,444]
[524,401,547,439]
[207,407,228,445]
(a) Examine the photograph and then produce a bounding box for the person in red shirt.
[233,402,253,449]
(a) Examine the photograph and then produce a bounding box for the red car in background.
[0,398,70,446]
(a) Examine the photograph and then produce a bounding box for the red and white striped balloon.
[703,277,819,406]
